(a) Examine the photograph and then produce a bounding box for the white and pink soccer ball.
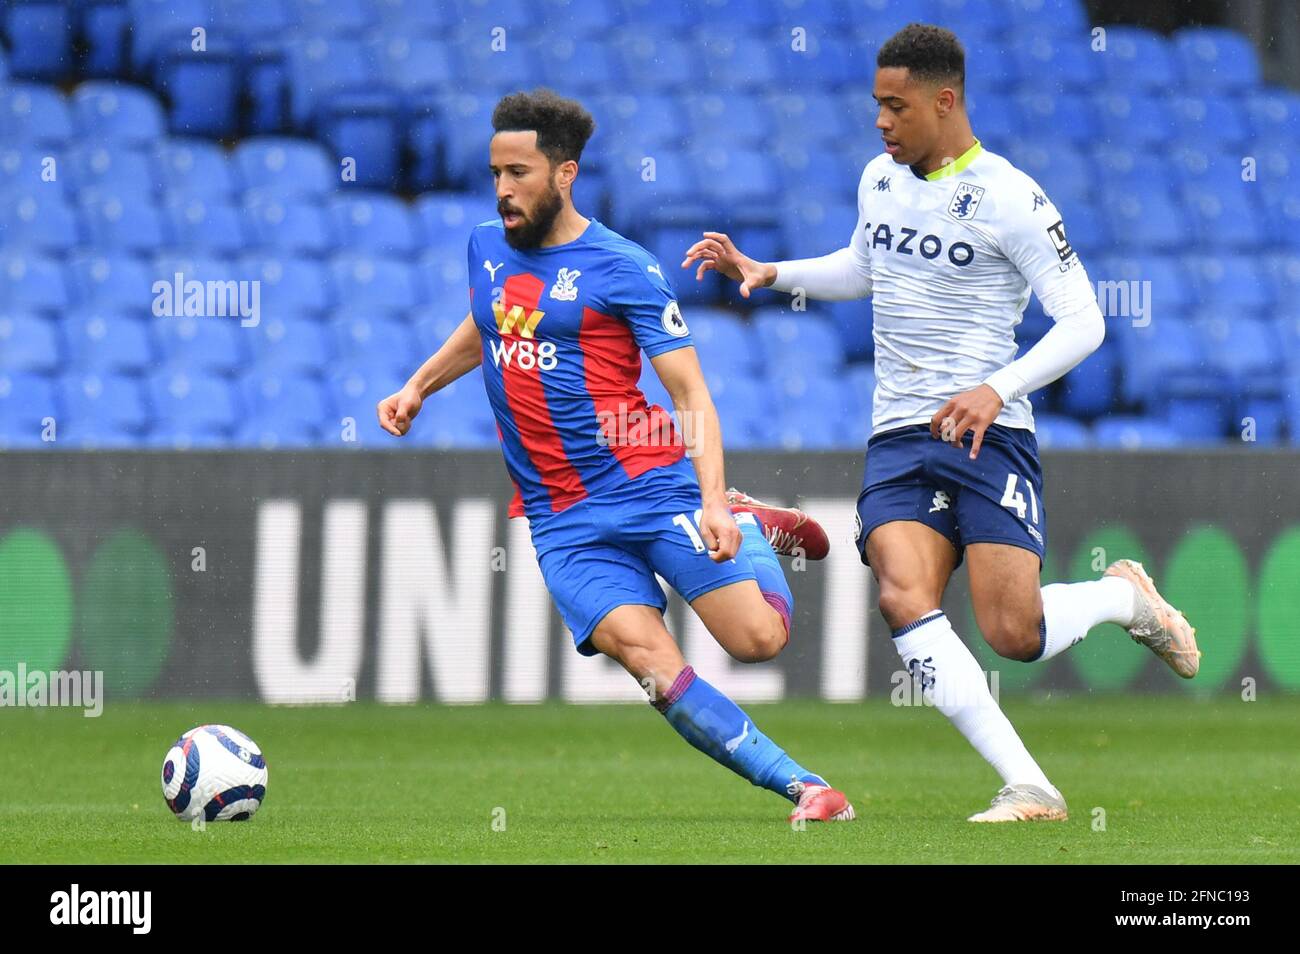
[161,724,268,822]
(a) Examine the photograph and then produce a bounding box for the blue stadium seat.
[65,311,155,374]
[243,195,337,256]
[1011,33,1101,93]
[1017,92,1099,145]
[242,254,335,315]
[235,138,336,199]
[154,139,240,198]
[771,142,860,204]
[330,255,423,311]
[165,195,248,254]
[709,373,777,449]
[1100,186,1190,252]
[451,27,540,95]
[769,32,863,90]
[248,316,334,374]
[0,313,61,374]
[3,0,73,79]
[1057,339,1118,419]
[779,199,859,262]
[592,93,681,159]
[1173,95,1250,148]
[1173,27,1261,93]
[689,310,761,377]
[329,192,422,256]
[1195,315,1282,393]
[0,251,69,312]
[59,370,149,434]
[329,311,416,365]
[1092,416,1183,449]
[535,35,622,93]
[0,371,59,446]
[155,315,248,375]
[0,83,73,144]
[371,34,454,121]
[1246,87,1300,142]
[293,0,376,34]
[79,191,168,252]
[148,369,241,433]
[774,399,856,450]
[68,145,156,198]
[68,253,153,310]
[1185,255,1273,316]
[71,82,166,144]
[691,148,780,224]
[0,192,80,253]
[233,412,325,449]
[686,93,772,149]
[614,30,700,92]
[456,0,538,32]
[766,93,854,145]
[0,147,70,202]
[1093,93,1182,148]
[696,27,778,91]
[1096,27,1179,93]
[606,151,709,232]
[1032,414,1092,449]
[1117,318,1207,407]
[752,309,845,373]
[239,367,331,425]
[417,369,497,449]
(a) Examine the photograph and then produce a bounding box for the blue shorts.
[529,461,757,655]
[853,423,1046,568]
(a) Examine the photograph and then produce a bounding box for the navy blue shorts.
[529,461,757,656]
[853,423,1046,568]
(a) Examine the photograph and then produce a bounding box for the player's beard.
[500,182,564,250]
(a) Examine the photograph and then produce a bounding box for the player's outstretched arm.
[377,311,480,437]
[682,229,872,303]
[650,345,742,564]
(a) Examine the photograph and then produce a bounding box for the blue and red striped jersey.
[467,217,695,520]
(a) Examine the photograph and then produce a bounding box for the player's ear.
[556,158,578,189]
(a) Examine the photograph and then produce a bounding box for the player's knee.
[982,615,1042,662]
[725,614,788,664]
[877,583,938,632]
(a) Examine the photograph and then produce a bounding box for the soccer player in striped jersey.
[379,89,852,823]
[683,24,1200,822]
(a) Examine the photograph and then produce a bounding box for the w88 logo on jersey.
[489,339,558,371]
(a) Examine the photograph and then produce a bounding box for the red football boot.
[788,780,857,823]
[726,488,830,560]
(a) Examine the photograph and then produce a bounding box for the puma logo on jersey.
[647,263,664,279]
[725,721,750,754]
[929,490,950,513]
[549,267,580,301]
[483,260,503,280]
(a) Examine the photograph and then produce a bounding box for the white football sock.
[1037,577,1137,661]
[894,611,1059,797]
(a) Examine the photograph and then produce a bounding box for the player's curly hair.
[492,88,596,166]
[877,23,965,92]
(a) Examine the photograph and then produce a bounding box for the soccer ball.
[161,724,268,822]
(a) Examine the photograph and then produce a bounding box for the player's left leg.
[589,604,854,822]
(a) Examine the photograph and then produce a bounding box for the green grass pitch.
[4,696,1298,863]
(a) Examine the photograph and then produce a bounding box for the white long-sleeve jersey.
[771,140,1104,436]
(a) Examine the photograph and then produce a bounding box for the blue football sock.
[655,666,827,801]
[734,512,793,632]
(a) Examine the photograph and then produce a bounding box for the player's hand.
[680,232,777,299]
[930,384,1004,460]
[698,500,742,563]
[377,382,424,437]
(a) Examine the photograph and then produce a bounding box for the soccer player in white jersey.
[683,23,1201,822]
